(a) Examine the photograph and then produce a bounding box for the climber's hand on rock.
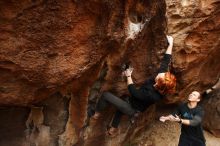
[124,67,133,77]
[166,35,173,46]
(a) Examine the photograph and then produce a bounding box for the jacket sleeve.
[189,108,204,126]
[158,54,172,73]
[128,84,150,100]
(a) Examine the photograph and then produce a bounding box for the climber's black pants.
[111,110,123,128]
[178,135,206,146]
[95,91,136,127]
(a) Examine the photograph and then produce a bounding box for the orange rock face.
[0,0,120,105]
[166,0,220,98]
[203,89,220,138]
[0,0,220,146]
[0,0,169,106]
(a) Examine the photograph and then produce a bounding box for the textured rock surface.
[0,0,114,105]
[0,0,168,106]
[0,0,220,146]
[202,89,220,138]
[0,107,29,146]
[166,0,220,98]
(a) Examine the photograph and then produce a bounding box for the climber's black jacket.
[128,54,172,112]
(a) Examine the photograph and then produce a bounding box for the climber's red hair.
[154,72,176,95]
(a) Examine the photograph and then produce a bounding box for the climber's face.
[188,91,201,102]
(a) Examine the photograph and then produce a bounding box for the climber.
[159,90,206,146]
[88,35,176,137]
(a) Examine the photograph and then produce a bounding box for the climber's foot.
[106,127,119,138]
